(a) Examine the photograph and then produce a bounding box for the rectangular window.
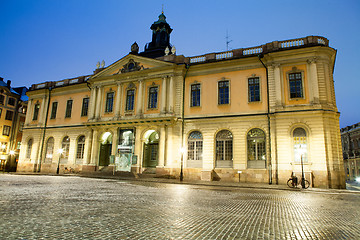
[191,84,201,107]
[8,97,15,106]
[50,102,58,119]
[0,108,2,117]
[5,110,13,121]
[33,104,40,120]
[148,87,158,109]
[248,77,260,102]
[289,73,303,98]
[81,98,89,116]
[2,125,10,136]
[65,100,73,118]
[17,141,21,150]
[105,92,114,113]
[218,80,230,105]
[0,95,4,105]
[126,89,135,111]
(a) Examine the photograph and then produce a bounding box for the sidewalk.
[8,171,360,194]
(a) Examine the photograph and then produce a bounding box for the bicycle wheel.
[303,180,310,189]
[287,179,295,188]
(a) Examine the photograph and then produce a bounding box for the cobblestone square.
[0,174,359,239]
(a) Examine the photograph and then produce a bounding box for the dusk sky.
[1,0,359,128]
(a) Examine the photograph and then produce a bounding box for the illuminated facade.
[0,77,27,171]
[341,123,360,181]
[17,13,345,188]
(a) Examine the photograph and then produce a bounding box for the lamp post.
[56,148,63,174]
[299,146,306,188]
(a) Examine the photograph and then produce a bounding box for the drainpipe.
[37,87,52,172]
[180,63,190,181]
[258,54,272,185]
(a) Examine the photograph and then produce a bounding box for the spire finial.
[162,4,164,14]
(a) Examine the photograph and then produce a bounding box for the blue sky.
[1,0,359,128]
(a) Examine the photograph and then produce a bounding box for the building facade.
[17,13,345,188]
[341,123,360,181]
[0,77,28,171]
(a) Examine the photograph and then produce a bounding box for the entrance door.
[99,143,111,166]
[142,130,159,168]
[143,143,159,168]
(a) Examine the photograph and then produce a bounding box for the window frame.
[76,135,86,159]
[8,97,15,106]
[215,130,233,168]
[105,92,114,113]
[33,103,40,120]
[45,137,54,162]
[5,110,13,121]
[148,86,159,109]
[50,102,58,119]
[292,127,308,163]
[61,136,70,161]
[2,125,10,136]
[288,71,304,99]
[190,83,201,107]
[218,80,230,105]
[0,95,4,105]
[247,128,266,169]
[187,131,203,168]
[125,89,135,112]
[65,99,73,118]
[248,77,261,102]
[81,97,89,117]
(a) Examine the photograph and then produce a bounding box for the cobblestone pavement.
[0,174,359,240]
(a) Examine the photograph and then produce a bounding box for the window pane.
[105,92,114,112]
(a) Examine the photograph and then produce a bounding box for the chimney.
[7,80,11,88]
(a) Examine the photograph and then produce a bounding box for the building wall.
[17,38,345,188]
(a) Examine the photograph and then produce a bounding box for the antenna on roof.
[226,29,232,51]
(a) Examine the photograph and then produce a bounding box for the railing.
[187,36,329,65]
[216,51,233,60]
[280,39,304,48]
[243,47,263,56]
[190,56,206,63]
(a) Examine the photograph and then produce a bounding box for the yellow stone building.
[17,13,345,188]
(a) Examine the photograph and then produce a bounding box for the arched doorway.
[143,130,159,168]
[99,132,112,166]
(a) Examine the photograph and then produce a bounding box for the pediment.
[92,54,174,79]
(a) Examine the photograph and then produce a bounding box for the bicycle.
[287,176,310,189]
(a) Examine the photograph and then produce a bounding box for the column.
[308,58,320,104]
[166,126,173,167]
[161,77,167,114]
[168,76,174,113]
[273,64,282,107]
[136,80,144,116]
[88,87,97,120]
[95,86,102,119]
[90,129,99,165]
[85,130,93,164]
[114,83,122,118]
[158,126,166,167]
[25,99,33,125]
[134,126,142,171]
[111,128,118,158]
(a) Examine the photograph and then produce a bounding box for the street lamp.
[180,147,185,181]
[299,146,306,188]
[56,148,63,174]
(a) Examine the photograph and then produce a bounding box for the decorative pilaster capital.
[307,57,317,64]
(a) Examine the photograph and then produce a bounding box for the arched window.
[187,131,203,168]
[216,130,233,168]
[26,139,33,159]
[45,137,54,162]
[76,135,85,159]
[247,128,266,169]
[293,128,307,162]
[61,136,70,160]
